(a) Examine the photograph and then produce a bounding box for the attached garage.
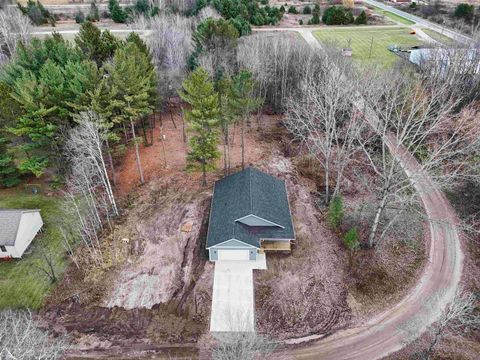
[217,249,250,261]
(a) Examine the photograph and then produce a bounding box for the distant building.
[409,48,480,75]
[0,209,43,259]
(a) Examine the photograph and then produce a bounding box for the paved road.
[364,0,472,44]
[282,28,464,360]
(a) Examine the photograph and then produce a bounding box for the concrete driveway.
[210,254,266,332]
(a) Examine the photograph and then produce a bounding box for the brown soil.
[40,104,429,357]
[253,156,351,339]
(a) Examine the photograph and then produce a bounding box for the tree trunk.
[202,159,207,187]
[160,125,167,168]
[325,161,330,204]
[105,139,117,188]
[368,192,388,247]
[130,119,145,184]
[241,119,245,170]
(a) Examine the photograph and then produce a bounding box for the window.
[0,245,6,252]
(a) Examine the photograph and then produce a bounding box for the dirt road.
[282,29,464,360]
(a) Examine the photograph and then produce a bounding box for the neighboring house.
[206,167,295,261]
[409,48,480,75]
[0,209,43,259]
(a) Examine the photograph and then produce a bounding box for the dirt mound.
[105,188,210,310]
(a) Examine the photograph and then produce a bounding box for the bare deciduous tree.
[0,7,32,58]
[0,310,68,360]
[358,69,480,247]
[286,53,366,203]
[62,111,119,266]
[237,33,321,112]
[400,290,480,360]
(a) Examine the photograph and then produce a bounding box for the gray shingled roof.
[0,209,39,246]
[207,167,295,248]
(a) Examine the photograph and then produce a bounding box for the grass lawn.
[422,28,457,46]
[369,5,416,26]
[314,27,423,67]
[0,190,68,309]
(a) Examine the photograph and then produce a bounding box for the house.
[0,209,43,259]
[206,167,295,261]
[409,48,480,75]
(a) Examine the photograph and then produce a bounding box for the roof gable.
[208,238,257,249]
[0,209,40,246]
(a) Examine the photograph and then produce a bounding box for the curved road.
[283,29,464,360]
[29,21,464,360]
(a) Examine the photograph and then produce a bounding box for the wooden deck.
[260,240,291,251]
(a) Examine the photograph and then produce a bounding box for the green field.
[422,28,456,46]
[0,191,67,309]
[314,27,423,67]
[370,5,416,26]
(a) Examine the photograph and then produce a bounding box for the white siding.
[0,245,18,258]
[217,249,250,261]
[13,212,43,258]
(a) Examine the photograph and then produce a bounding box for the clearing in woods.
[314,27,423,67]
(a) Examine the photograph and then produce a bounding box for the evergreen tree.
[75,22,121,66]
[179,68,220,187]
[105,42,157,184]
[355,10,368,25]
[327,195,344,229]
[87,0,100,22]
[108,0,127,23]
[0,136,20,187]
[3,35,99,177]
[0,82,22,187]
[343,228,359,250]
[303,5,312,14]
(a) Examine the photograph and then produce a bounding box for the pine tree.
[105,42,157,184]
[0,136,20,188]
[327,195,344,229]
[109,0,127,23]
[355,10,368,25]
[179,68,220,187]
[75,22,121,66]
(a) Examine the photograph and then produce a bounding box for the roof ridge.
[248,167,253,214]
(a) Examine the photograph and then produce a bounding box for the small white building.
[0,209,43,259]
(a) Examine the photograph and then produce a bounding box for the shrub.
[343,228,360,250]
[313,4,321,16]
[108,0,127,23]
[303,5,312,14]
[260,0,268,4]
[134,0,150,14]
[288,5,298,14]
[308,14,320,24]
[210,0,283,26]
[354,10,367,25]
[229,16,252,36]
[75,10,85,24]
[87,1,100,22]
[327,196,344,229]
[454,3,474,21]
[280,5,285,13]
[409,2,417,9]
[18,0,56,26]
[299,19,303,25]
[322,6,354,25]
